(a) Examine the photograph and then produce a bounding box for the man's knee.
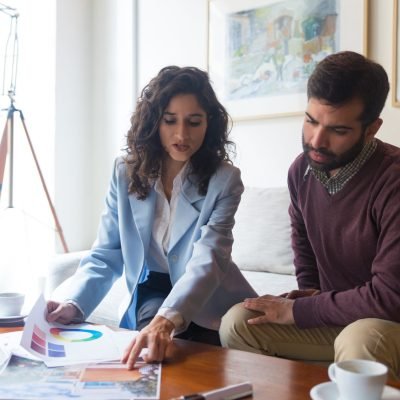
[219,303,261,350]
[220,303,250,346]
[335,319,394,357]
[335,318,400,380]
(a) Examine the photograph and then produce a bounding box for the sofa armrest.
[46,250,89,296]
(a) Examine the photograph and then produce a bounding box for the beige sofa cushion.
[232,186,295,275]
[241,270,297,296]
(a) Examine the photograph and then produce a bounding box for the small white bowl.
[0,292,25,317]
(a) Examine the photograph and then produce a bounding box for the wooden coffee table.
[2,326,399,399]
[163,338,329,399]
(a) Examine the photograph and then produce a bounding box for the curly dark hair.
[307,51,389,127]
[124,66,234,199]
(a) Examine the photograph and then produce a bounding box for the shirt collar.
[303,139,377,194]
[154,162,189,195]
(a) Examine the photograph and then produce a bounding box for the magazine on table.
[0,353,161,399]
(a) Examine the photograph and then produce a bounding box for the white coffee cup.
[328,359,388,400]
[0,292,25,317]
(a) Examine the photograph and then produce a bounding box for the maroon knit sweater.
[288,139,400,328]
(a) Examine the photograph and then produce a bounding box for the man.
[219,51,400,379]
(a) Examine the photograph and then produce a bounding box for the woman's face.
[159,93,207,167]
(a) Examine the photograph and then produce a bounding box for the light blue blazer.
[66,158,256,330]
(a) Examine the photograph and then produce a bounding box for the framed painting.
[393,0,400,107]
[208,0,368,120]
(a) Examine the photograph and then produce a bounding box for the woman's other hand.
[121,315,175,369]
[46,301,80,324]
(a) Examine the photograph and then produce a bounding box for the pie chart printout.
[20,295,122,366]
[50,327,103,342]
[30,325,104,358]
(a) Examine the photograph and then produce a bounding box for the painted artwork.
[208,0,367,119]
[225,0,338,101]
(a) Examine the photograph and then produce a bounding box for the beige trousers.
[219,303,400,380]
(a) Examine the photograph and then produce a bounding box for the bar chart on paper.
[31,325,66,357]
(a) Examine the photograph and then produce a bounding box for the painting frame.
[207,0,368,121]
[393,0,400,107]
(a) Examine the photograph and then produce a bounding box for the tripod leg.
[0,120,8,198]
[18,110,69,253]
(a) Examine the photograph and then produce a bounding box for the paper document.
[20,294,138,367]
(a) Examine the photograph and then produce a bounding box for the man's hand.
[280,288,320,299]
[121,315,175,369]
[244,295,295,325]
[46,301,80,324]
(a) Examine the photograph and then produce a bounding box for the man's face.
[302,98,372,175]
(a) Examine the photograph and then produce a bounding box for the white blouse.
[150,163,189,331]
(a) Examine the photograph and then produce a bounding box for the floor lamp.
[0,2,69,253]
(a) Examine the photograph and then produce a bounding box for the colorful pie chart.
[50,327,103,342]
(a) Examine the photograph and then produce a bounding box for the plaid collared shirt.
[304,139,377,195]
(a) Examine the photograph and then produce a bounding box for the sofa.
[46,186,298,327]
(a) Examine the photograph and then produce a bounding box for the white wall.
[55,0,134,251]
[55,0,93,252]
[232,117,303,187]
[137,0,208,85]
[54,0,400,251]
[91,0,134,220]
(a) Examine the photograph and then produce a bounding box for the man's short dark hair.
[307,51,389,126]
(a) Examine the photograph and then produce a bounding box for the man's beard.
[302,130,366,172]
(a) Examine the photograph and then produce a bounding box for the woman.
[47,66,256,368]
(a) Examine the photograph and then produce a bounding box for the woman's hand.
[46,301,80,324]
[121,315,175,369]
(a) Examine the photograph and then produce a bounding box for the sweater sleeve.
[294,180,400,328]
[287,159,321,290]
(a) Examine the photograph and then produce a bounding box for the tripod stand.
[0,95,69,253]
[0,2,68,253]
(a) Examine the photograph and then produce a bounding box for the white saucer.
[310,381,400,400]
[0,314,27,322]
[310,382,338,400]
